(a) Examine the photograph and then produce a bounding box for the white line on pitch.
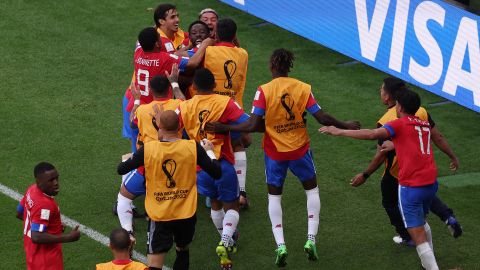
[0,182,172,270]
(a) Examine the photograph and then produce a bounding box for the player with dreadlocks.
[206,48,360,267]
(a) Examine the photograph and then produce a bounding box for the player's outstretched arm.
[431,127,459,171]
[205,114,264,133]
[312,109,360,130]
[185,37,215,71]
[319,126,389,140]
[351,146,387,187]
[31,225,81,244]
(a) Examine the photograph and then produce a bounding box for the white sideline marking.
[0,183,172,269]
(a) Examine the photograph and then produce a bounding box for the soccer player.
[116,72,184,242]
[177,68,250,269]
[199,8,218,37]
[205,48,360,267]
[154,3,189,52]
[123,27,212,152]
[117,110,221,270]
[16,162,81,270]
[350,77,462,245]
[204,18,250,208]
[96,228,148,270]
[320,89,443,270]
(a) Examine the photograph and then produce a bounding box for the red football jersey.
[131,48,188,107]
[20,184,63,270]
[384,116,437,187]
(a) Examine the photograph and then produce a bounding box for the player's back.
[96,260,147,270]
[261,77,312,152]
[136,99,183,144]
[385,116,437,187]
[133,49,182,102]
[204,44,248,107]
[180,94,232,160]
[377,106,429,179]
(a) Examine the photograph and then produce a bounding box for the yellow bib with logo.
[204,46,248,107]
[378,106,428,178]
[144,140,197,221]
[180,94,230,159]
[96,261,147,270]
[262,77,311,152]
[136,99,183,144]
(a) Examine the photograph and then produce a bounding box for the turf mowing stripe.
[0,182,172,269]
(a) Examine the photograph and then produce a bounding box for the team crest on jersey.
[40,209,50,220]
[280,93,295,121]
[162,159,177,188]
[165,42,174,52]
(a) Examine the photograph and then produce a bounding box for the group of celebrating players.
[16,2,464,270]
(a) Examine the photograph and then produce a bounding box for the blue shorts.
[264,150,316,187]
[122,95,139,153]
[122,169,146,196]
[197,159,239,202]
[398,181,438,228]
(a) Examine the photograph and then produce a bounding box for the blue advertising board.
[220,0,480,113]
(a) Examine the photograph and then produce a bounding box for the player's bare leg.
[147,253,167,270]
[408,223,439,270]
[301,178,320,261]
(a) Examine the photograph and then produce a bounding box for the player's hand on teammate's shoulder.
[205,122,228,133]
[380,141,394,152]
[345,120,361,130]
[200,139,214,151]
[67,225,81,242]
[318,126,341,136]
[350,173,367,187]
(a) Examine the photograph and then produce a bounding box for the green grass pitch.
[1,0,479,269]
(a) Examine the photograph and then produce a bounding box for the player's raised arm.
[185,37,215,71]
[319,126,389,140]
[165,64,185,100]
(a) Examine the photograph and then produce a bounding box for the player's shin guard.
[234,151,247,192]
[117,193,133,232]
[416,242,439,270]
[268,194,285,246]
[306,187,321,243]
[221,210,239,247]
[424,222,433,250]
[211,208,225,236]
[173,249,189,270]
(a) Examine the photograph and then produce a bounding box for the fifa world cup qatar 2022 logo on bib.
[281,93,295,121]
[223,60,237,90]
[162,159,177,188]
[198,109,211,139]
